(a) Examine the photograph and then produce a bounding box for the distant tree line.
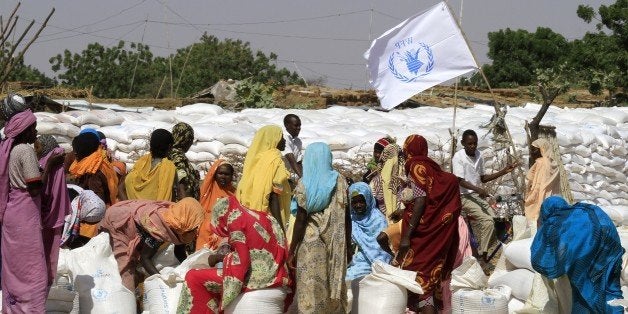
[7,1,625,103]
[461,0,626,104]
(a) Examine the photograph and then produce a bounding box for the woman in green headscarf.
[169,122,200,200]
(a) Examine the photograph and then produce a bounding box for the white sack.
[223,288,287,314]
[67,233,136,314]
[488,268,534,301]
[503,238,533,271]
[451,285,510,314]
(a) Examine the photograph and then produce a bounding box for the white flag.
[364,2,478,110]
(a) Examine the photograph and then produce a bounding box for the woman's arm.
[397,196,425,263]
[288,207,307,270]
[269,192,283,229]
[174,244,187,263]
[139,244,160,276]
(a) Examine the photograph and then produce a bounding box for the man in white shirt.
[452,129,517,262]
[283,114,302,180]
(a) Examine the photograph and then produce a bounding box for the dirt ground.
[2,84,613,111]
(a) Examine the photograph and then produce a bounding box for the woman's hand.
[389,208,404,222]
[287,251,297,272]
[396,237,411,265]
[207,253,224,267]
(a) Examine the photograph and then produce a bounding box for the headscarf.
[367,136,395,171]
[112,160,127,177]
[1,93,28,121]
[525,138,560,221]
[161,197,204,244]
[72,133,100,160]
[0,110,37,222]
[236,125,291,223]
[69,146,119,205]
[79,128,101,139]
[532,196,624,313]
[346,182,391,280]
[125,153,176,201]
[168,122,200,199]
[150,128,174,158]
[197,159,235,250]
[60,186,106,245]
[37,135,59,158]
[301,142,339,214]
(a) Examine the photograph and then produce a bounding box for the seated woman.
[178,196,291,313]
[346,182,391,281]
[61,185,107,249]
[125,129,177,201]
[196,159,235,251]
[289,142,349,313]
[99,197,204,291]
[532,196,624,313]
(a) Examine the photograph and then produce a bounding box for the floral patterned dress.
[177,196,290,313]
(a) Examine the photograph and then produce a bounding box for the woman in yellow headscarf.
[125,129,177,201]
[236,125,291,228]
[100,197,204,290]
[524,138,560,222]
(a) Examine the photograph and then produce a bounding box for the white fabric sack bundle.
[46,274,77,313]
[488,268,535,301]
[67,233,136,314]
[175,103,224,116]
[508,297,525,313]
[143,249,213,314]
[356,261,423,314]
[223,288,287,314]
[503,238,534,271]
[450,256,488,292]
[451,285,511,314]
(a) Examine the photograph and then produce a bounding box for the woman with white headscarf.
[61,185,107,248]
[524,138,560,222]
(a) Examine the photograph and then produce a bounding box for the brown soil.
[3,84,612,111]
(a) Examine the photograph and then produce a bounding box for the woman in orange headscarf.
[100,197,204,290]
[69,132,119,238]
[196,160,235,251]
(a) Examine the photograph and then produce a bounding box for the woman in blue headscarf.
[531,196,624,313]
[346,182,391,281]
[288,142,349,313]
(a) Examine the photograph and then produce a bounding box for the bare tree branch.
[0,8,54,87]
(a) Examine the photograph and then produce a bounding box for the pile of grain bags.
[24,102,626,208]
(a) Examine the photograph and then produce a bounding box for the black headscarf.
[72,133,100,160]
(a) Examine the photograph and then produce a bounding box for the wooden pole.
[443,1,526,196]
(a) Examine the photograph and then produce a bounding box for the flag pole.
[442,0,526,197]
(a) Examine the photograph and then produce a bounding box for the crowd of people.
[0,96,624,313]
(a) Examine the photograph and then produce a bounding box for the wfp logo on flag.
[364,1,478,109]
[388,38,434,83]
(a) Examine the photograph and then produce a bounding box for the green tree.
[164,33,300,97]
[481,27,570,88]
[573,0,627,102]
[50,41,156,98]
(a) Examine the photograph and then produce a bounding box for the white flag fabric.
[364,2,478,110]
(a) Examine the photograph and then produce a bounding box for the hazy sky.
[1,0,614,89]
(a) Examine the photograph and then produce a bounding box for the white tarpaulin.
[364,1,478,109]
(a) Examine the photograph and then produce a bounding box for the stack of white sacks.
[29,102,625,313]
[31,102,627,209]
